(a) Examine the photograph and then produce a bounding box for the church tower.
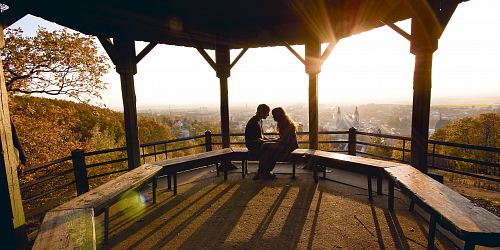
[353,106,360,128]
[334,107,341,123]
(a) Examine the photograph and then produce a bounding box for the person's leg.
[254,142,278,180]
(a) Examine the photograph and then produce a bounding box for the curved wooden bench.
[32,163,163,250]
[302,149,404,200]
[151,148,233,194]
[385,165,500,250]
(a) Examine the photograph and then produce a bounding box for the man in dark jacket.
[245,104,271,156]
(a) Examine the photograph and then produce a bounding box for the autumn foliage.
[1,27,111,103]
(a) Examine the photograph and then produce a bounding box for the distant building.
[435,113,449,130]
[353,107,360,128]
[332,107,356,131]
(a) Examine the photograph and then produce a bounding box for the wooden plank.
[152,148,233,173]
[304,150,403,177]
[32,208,95,250]
[54,163,162,215]
[385,165,500,247]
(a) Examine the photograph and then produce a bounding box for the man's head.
[256,104,270,120]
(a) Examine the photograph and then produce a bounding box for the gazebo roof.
[2,0,415,49]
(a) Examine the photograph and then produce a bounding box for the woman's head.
[272,107,297,132]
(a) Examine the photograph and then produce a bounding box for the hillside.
[9,94,177,170]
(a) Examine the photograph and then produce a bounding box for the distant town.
[138,103,500,138]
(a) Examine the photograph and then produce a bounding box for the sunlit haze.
[9,0,500,111]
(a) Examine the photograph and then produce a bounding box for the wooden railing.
[20,129,500,215]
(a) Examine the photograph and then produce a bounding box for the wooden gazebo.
[0,0,465,248]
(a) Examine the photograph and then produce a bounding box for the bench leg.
[216,163,220,177]
[173,172,178,195]
[377,177,383,195]
[367,175,373,200]
[241,160,245,179]
[153,174,158,204]
[323,165,327,179]
[388,179,394,211]
[104,205,109,244]
[167,174,172,190]
[427,215,437,250]
[224,160,228,181]
[314,165,319,183]
[463,241,476,250]
[409,200,415,212]
[292,160,296,179]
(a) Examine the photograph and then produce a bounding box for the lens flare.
[119,190,147,219]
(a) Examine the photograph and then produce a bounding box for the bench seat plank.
[54,163,162,215]
[385,165,500,247]
[32,208,95,250]
[152,148,233,173]
[305,150,403,176]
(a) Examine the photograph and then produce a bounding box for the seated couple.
[244,104,299,180]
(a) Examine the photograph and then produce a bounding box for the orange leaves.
[1,27,111,104]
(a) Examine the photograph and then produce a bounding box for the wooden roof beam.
[98,36,121,66]
[136,42,157,64]
[230,47,248,70]
[284,41,305,65]
[189,35,216,71]
[380,20,412,42]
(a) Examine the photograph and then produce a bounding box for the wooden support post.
[216,38,231,180]
[216,39,231,149]
[410,52,433,173]
[0,26,28,250]
[114,37,141,170]
[72,149,89,195]
[409,1,439,174]
[305,34,321,150]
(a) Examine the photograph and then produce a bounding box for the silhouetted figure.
[253,107,298,180]
[11,121,26,175]
[245,104,271,157]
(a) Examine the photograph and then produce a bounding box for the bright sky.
[9,0,500,111]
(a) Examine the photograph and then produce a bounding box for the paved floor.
[94,162,484,250]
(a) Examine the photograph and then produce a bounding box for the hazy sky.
[9,0,500,111]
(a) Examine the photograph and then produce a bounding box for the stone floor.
[94,162,485,250]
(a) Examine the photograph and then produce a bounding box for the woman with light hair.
[253,107,299,180]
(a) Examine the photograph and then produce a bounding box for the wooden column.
[114,38,141,170]
[305,34,321,150]
[409,0,439,173]
[216,39,231,149]
[0,26,28,249]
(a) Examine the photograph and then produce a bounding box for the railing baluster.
[205,130,212,152]
[71,149,89,196]
[154,145,157,161]
[348,127,356,156]
[402,140,406,162]
[432,143,436,168]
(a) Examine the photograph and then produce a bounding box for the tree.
[1,27,111,103]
